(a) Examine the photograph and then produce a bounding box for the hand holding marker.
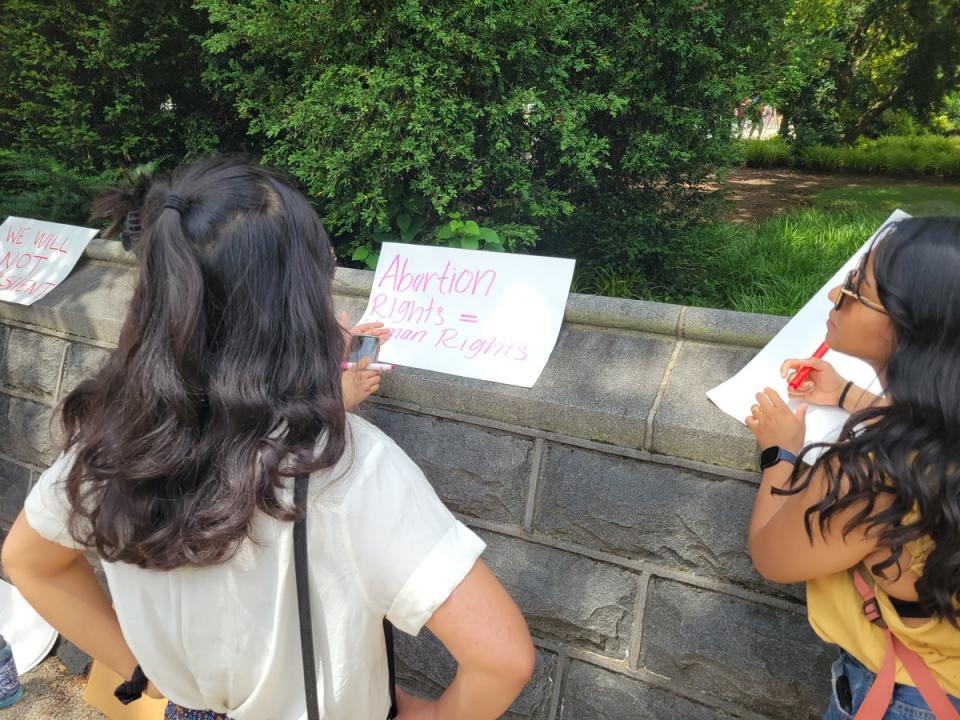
[787,341,829,390]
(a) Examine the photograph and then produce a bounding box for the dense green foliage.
[0,150,119,227]
[742,136,960,177]
[0,1,247,172]
[198,0,768,294]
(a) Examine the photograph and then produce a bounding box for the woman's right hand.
[780,357,846,406]
[342,357,381,411]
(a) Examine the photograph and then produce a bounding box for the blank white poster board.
[359,243,575,387]
[707,210,909,448]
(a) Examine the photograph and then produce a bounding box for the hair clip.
[121,209,142,251]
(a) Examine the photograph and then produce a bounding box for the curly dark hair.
[62,156,347,570]
[784,217,960,624]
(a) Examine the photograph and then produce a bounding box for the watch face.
[760,446,780,468]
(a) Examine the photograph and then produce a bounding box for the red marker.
[788,341,829,390]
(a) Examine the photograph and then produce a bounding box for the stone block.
[332,266,374,298]
[55,638,91,675]
[640,578,832,719]
[84,239,135,266]
[395,629,556,719]
[378,326,675,449]
[58,343,111,399]
[0,457,31,528]
[1,329,67,399]
[0,394,61,466]
[564,294,681,336]
[479,531,638,658]
[681,306,787,349]
[558,660,737,720]
[534,445,766,589]
[361,406,532,525]
[0,260,136,344]
[0,325,8,363]
[650,341,759,470]
[331,294,370,327]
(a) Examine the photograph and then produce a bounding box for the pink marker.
[340,362,395,371]
[788,341,829,390]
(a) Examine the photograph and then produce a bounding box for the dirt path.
[716,168,959,224]
[0,657,104,720]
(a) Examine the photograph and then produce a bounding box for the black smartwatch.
[759,446,798,470]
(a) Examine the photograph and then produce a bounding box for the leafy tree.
[770,0,960,145]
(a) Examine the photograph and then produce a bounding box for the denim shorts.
[824,651,960,720]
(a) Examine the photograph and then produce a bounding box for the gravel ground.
[0,656,105,720]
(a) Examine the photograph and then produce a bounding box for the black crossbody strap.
[384,619,398,718]
[294,474,321,720]
[294,473,399,720]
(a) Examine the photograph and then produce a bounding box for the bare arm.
[745,387,881,584]
[396,560,535,720]
[1,512,162,697]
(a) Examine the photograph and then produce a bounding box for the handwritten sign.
[0,217,98,305]
[359,243,575,387]
[707,210,909,452]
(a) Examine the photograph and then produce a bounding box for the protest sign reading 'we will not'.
[0,217,99,305]
[359,243,575,387]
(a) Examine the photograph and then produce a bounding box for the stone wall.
[0,243,834,719]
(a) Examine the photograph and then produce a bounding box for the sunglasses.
[834,268,887,314]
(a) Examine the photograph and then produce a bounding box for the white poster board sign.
[359,243,575,387]
[0,217,99,305]
[707,210,909,448]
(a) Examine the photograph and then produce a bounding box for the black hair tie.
[114,664,149,705]
[838,380,855,410]
[163,194,188,214]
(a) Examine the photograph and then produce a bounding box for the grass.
[576,182,960,314]
[741,137,792,168]
[694,184,960,316]
[741,135,960,179]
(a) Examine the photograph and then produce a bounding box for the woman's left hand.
[745,387,807,452]
[339,312,391,344]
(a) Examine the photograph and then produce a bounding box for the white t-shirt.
[24,414,485,720]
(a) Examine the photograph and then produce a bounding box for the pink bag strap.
[851,569,960,720]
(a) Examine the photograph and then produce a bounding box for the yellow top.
[807,530,960,697]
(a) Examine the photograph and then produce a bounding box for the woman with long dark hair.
[745,217,960,719]
[1,157,534,719]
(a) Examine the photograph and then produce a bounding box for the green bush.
[741,138,793,168]
[738,135,960,178]
[0,150,120,227]
[0,1,247,173]
[801,136,960,177]
[876,109,921,137]
[198,0,769,263]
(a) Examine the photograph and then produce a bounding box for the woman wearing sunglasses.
[744,217,960,719]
